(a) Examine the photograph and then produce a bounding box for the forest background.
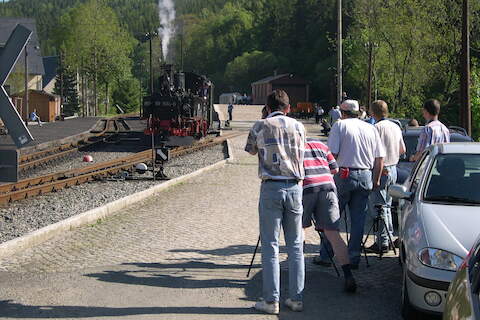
[1,0,480,138]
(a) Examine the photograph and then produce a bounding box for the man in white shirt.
[318,100,385,268]
[329,106,342,125]
[366,100,406,254]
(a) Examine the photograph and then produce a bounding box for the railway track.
[19,118,130,171]
[0,132,242,205]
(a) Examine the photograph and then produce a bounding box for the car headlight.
[418,248,463,271]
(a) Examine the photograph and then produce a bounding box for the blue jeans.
[369,166,397,246]
[320,170,372,265]
[259,180,305,303]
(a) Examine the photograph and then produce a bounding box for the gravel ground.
[0,143,228,244]
[19,150,138,179]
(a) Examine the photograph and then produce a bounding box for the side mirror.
[389,184,413,200]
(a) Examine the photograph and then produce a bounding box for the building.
[42,56,59,94]
[0,18,62,122]
[251,74,309,107]
[11,90,61,123]
[0,18,45,94]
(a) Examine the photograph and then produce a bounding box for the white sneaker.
[285,298,303,312]
[254,300,279,314]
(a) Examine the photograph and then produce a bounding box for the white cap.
[340,100,360,113]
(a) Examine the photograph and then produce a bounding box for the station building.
[251,74,310,107]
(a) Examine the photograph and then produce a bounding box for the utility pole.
[337,0,343,106]
[367,42,373,109]
[460,0,471,135]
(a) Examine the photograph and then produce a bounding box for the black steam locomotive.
[142,65,214,145]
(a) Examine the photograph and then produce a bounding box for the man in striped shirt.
[302,138,357,293]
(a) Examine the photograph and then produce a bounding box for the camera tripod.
[361,204,397,267]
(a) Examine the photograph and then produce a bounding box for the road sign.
[0,24,34,148]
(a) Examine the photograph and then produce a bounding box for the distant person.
[341,92,348,103]
[227,103,234,121]
[359,106,367,120]
[246,90,306,314]
[408,119,419,127]
[410,99,450,162]
[315,104,324,124]
[329,106,342,125]
[29,109,42,127]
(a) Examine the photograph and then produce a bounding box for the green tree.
[55,0,136,115]
[224,51,285,93]
[112,78,141,113]
[53,66,80,116]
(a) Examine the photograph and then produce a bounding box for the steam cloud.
[158,0,176,62]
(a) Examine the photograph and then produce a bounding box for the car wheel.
[401,268,421,320]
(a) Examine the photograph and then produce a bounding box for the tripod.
[361,204,397,267]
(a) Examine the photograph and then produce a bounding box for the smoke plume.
[158,0,176,62]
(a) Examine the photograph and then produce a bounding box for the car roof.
[435,142,480,154]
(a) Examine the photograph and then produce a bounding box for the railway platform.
[0,117,100,152]
[0,107,404,320]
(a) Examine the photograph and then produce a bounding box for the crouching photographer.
[302,138,357,293]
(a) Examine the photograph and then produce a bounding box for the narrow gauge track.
[0,132,243,205]
[19,118,130,171]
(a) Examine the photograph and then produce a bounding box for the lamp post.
[145,32,158,96]
[23,44,40,126]
[24,43,28,126]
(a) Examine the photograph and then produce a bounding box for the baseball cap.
[340,100,360,114]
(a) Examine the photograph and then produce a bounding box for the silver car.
[390,142,480,318]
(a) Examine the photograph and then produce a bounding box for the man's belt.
[263,179,300,183]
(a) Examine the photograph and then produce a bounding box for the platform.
[0,117,100,153]
[0,108,405,320]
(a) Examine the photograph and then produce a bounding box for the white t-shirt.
[375,120,406,166]
[328,118,385,169]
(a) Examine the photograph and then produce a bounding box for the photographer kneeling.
[303,138,357,293]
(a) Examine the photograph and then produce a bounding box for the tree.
[53,66,80,116]
[112,78,141,113]
[55,0,136,115]
[225,51,285,93]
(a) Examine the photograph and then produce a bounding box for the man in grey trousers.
[245,90,306,314]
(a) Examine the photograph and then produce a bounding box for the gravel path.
[0,143,228,244]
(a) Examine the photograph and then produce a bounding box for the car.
[389,142,480,318]
[443,234,480,320]
[396,126,473,184]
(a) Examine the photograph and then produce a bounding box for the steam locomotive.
[142,65,214,145]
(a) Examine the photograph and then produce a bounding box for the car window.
[402,132,472,161]
[423,154,480,205]
[410,152,431,191]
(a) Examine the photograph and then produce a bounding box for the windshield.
[424,154,480,205]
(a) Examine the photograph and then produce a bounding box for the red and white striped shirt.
[303,139,338,193]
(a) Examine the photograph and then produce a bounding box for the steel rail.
[18,119,129,171]
[0,132,243,205]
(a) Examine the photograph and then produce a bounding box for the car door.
[399,151,432,240]
[468,242,480,319]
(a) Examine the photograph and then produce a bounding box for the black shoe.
[393,238,400,248]
[313,256,332,267]
[350,264,359,270]
[365,243,389,254]
[344,276,357,293]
